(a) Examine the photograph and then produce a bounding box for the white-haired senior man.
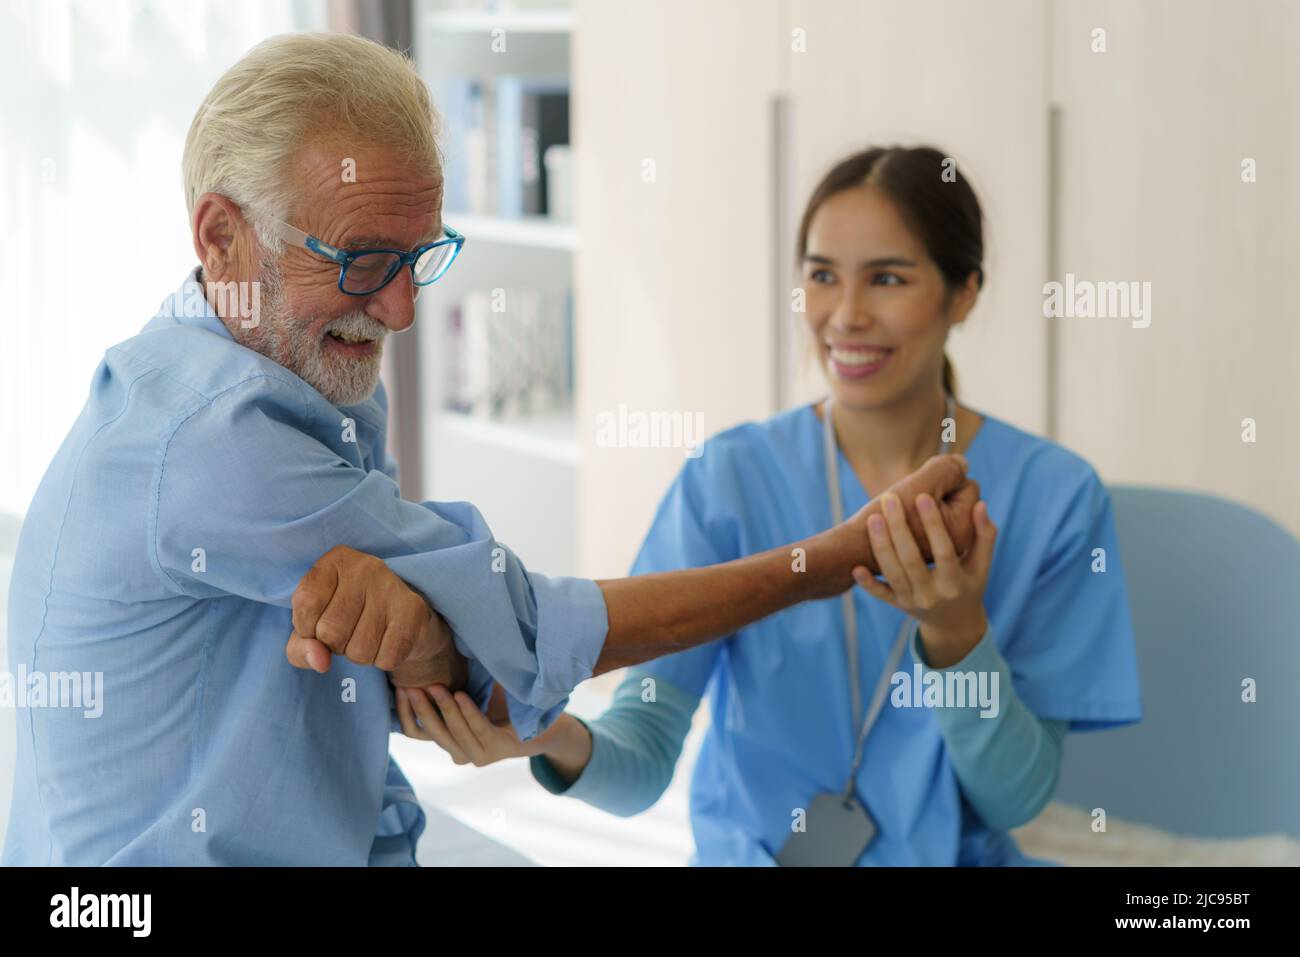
[2,33,978,865]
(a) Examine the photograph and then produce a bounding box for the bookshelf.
[425,8,575,34]
[433,409,581,465]
[414,0,580,576]
[447,212,577,251]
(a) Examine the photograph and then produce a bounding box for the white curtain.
[0,0,328,521]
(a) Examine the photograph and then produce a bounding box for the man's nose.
[367,268,417,333]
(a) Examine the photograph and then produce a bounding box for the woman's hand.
[845,454,980,574]
[395,682,537,764]
[852,491,998,669]
[394,681,595,775]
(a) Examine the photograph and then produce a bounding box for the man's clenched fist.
[285,545,467,689]
[863,453,981,571]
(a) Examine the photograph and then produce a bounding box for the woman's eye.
[808,269,835,284]
[872,272,904,286]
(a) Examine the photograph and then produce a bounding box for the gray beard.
[236,259,387,407]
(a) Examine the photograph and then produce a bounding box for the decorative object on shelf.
[543,144,572,222]
[442,287,573,419]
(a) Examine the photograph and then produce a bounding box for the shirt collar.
[145,266,387,424]
[144,266,234,340]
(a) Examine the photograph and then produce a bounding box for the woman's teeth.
[829,347,891,366]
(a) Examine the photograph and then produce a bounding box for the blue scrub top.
[630,403,1142,866]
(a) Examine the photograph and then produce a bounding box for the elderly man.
[2,33,977,865]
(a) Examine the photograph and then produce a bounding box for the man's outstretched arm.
[287,453,980,678]
[592,453,978,673]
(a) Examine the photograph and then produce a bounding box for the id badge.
[775,791,877,867]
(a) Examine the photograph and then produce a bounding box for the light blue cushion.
[1056,487,1300,838]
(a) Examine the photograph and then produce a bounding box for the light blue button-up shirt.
[2,269,608,865]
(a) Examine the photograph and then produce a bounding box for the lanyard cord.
[821,392,956,799]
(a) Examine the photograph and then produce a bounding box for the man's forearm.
[591,453,978,676]
[297,454,973,693]
[593,523,862,674]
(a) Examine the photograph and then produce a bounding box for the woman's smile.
[826,341,894,379]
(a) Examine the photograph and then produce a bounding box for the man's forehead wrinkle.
[295,163,443,249]
[305,174,438,216]
[289,134,442,225]
[328,185,443,249]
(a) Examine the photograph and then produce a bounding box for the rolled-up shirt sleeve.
[150,373,608,741]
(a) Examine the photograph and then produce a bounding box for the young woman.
[396,146,1142,866]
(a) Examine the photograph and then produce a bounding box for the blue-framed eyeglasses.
[269,219,465,296]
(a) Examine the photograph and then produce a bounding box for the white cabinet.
[573,0,786,575]
[1051,0,1300,536]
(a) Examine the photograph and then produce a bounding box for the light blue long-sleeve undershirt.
[531,625,1068,835]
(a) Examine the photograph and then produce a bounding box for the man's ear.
[192,192,252,280]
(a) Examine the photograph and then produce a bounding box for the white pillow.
[1014,801,1300,866]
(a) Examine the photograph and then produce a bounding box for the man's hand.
[861,453,981,570]
[796,453,980,602]
[285,545,467,689]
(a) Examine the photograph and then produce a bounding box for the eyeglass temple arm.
[270,219,345,262]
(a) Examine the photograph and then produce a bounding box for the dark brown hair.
[796,146,985,397]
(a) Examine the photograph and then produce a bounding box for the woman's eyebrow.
[804,252,919,269]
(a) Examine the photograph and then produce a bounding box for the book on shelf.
[438,75,570,220]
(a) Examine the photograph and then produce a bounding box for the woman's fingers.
[880,493,931,598]
[430,686,488,765]
[395,686,430,741]
[456,690,513,745]
[964,501,999,581]
[917,494,963,594]
[407,687,468,764]
[866,511,913,602]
